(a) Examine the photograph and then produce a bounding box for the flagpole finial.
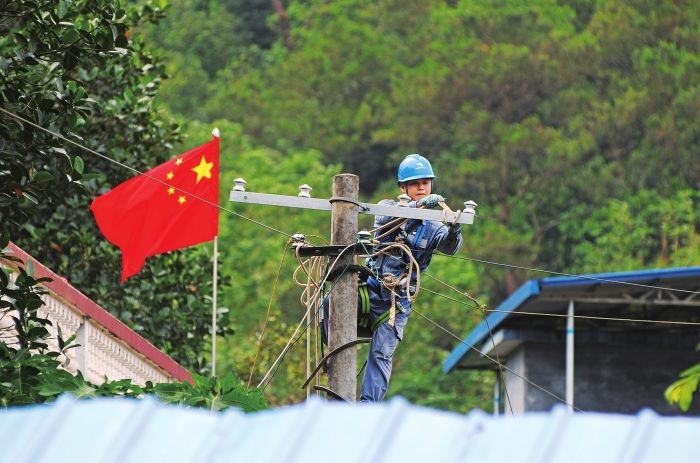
[212,128,220,138]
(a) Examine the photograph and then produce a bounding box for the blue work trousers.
[321,279,411,402]
[360,279,411,402]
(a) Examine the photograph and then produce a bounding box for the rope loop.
[381,273,402,327]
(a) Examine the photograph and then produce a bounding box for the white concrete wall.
[3,288,172,386]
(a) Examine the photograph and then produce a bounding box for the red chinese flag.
[91,135,219,282]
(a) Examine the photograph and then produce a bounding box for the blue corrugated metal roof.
[443,266,700,373]
[539,266,700,288]
[1,395,699,462]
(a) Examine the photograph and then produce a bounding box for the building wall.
[3,290,172,386]
[503,347,527,414]
[507,338,700,415]
[2,243,189,385]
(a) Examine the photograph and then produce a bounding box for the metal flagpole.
[212,235,218,376]
[211,127,220,377]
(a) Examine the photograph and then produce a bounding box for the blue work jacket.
[366,199,462,303]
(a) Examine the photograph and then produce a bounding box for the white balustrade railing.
[2,243,190,386]
[39,292,171,386]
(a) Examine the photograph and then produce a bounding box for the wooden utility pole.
[327,174,360,402]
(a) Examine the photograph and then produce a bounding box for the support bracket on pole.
[302,338,371,390]
[312,385,347,402]
[295,243,372,258]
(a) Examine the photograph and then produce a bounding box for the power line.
[11,106,695,408]
[365,232,577,411]
[419,271,700,411]
[410,306,583,412]
[0,106,294,239]
[247,240,290,388]
[421,287,700,327]
[436,252,700,296]
[258,261,352,394]
[258,237,586,410]
[479,305,514,414]
[263,274,584,412]
[258,244,357,392]
[258,306,321,394]
[420,274,514,413]
[12,102,698,298]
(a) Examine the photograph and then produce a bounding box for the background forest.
[3,0,700,412]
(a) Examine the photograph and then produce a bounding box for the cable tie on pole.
[328,196,369,211]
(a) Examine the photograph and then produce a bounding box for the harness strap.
[358,283,371,328]
[413,222,426,251]
[372,309,391,331]
[371,303,406,331]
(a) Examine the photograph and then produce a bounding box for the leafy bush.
[0,250,264,412]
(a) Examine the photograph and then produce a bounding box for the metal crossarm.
[229,190,477,225]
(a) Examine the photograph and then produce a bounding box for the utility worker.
[361,153,462,402]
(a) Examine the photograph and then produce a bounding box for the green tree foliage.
[1,0,228,372]
[208,0,408,191]
[142,0,248,119]
[7,0,700,412]
[144,0,700,411]
[563,189,700,273]
[152,371,267,412]
[201,0,700,288]
[143,0,282,120]
[0,0,142,227]
[221,0,279,49]
[665,355,700,412]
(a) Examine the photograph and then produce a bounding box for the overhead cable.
[437,253,700,296]
[0,106,293,238]
[247,240,290,388]
[421,286,700,327]
[411,307,583,412]
[258,243,357,391]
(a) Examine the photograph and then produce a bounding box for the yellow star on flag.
[166,171,174,180]
[175,158,183,166]
[167,187,175,195]
[178,195,186,205]
[192,156,214,184]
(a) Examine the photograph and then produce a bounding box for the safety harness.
[323,264,375,338]
[323,220,424,341]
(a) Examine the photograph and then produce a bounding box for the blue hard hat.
[397,154,435,183]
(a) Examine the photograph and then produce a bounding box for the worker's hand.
[446,222,461,235]
[416,194,444,209]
